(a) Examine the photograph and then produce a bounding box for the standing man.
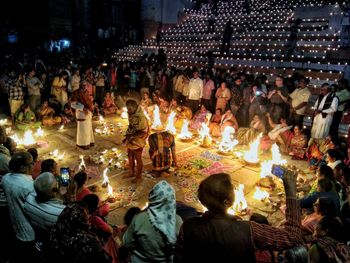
[220,20,233,54]
[268,76,289,122]
[123,99,149,184]
[311,83,338,139]
[26,69,43,113]
[187,70,203,115]
[202,73,215,112]
[71,81,95,150]
[7,71,25,122]
[94,64,106,107]
[289,76,311,127]
[148,131,178,177]
[330,79,350,143]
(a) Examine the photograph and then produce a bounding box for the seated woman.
[236,114,266,145]
[287,124,308,159]
[173,101,193,130]
[190,104,211,130]
[74,171,110,217]
[14,104,41,131]
[220,109,239,133]
[266,113,293,153]
[140,92,153,109]
[37,100,61,126]
[102,92,118,116]
[209,108,223,137]
[307,135,336,169]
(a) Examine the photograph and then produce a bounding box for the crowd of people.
[0,47,350,262]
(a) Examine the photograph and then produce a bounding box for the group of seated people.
[12,91,120,131]
[1,132,349,262]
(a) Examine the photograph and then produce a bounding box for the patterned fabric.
[126,107,149,150]
[288,133,307,159]
[147,181,177,245]
[49,202,111,263]
[7,77,24,100]
[148,132,175,171]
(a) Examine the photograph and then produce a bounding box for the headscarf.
[147,180,177,245]
[49,202,111,263]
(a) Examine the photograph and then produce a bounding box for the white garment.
[290,87,311,115]
[328,160,342,170]
[187,78,203,100]
[311,93,338,139]
[268,125,293,140]
[76,110,94,146]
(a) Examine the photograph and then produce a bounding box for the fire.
[23,130,36,146]
[0,119,8,125]
[199,122,212,147]
[10,134,21,145]
[121,107,128,119]
[102,168,109,185]
[79,155,86,170]
[107,184,113,197]
[271,143,287,165]
[58,152,65,161]
[59,125,64,130]
[243,133,262,164]
[253,186,269,201]
[35,127,44,137]
[51,149,59,157]
[165,111,177,135]
[260,143,286,178]
[178,120,193,139]
[228,184,248,215]
[151,105,162,130]
[218,126,238,153]
[99,115,105,124]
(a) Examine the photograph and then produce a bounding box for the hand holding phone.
[60,167,70,186]
[271,164,287,179]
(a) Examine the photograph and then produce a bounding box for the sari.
[288,133,307,159]
[148,132,175,171]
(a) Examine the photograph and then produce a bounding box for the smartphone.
[271,164,285,179]
[60,167,70,186]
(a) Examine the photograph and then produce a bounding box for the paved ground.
[12,114,311,226]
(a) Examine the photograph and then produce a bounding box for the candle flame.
[121,107,128,119]
[218,126,238,152]
[228,184,248,215]
[23,130,36,146]
[253,187,269,201]
[260,143,287,178]
[79,155,85,170]
[102,168,109,185]
[35,127,44,137]
[165,111,177,135]
[199,122,212,146]
[178,119,193,139]
[107,184,113,197]
[59,125,64,130]
[151,105,162,130]
[243,133,262,163]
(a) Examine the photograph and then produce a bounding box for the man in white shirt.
[311,83,338,139]
[187,70,203,114]
[289,77,311,127]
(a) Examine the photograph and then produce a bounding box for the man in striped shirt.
[24,172,65,246]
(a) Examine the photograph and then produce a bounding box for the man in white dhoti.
[71,82,95,150]
[311,83,338,139]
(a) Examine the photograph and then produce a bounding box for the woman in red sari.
[288,124,308,159]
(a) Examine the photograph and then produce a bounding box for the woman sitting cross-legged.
[102,92,118,116]
[14,103,41,131]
